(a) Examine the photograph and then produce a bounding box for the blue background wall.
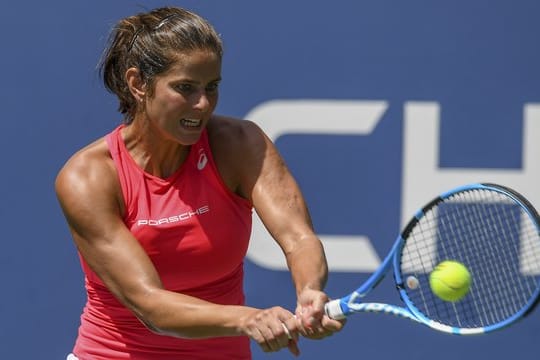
[1,1,539,358]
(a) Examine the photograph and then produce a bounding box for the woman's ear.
[125,67,146,102]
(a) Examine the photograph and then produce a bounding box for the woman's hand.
[241,306,300,356]
[295,288,346,340]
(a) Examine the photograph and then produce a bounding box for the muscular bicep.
[55,154,163,317]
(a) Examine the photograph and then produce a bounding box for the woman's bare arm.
[227,119,344,335]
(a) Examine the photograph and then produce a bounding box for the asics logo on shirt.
[136,205,210,226]
[197,149,208,170]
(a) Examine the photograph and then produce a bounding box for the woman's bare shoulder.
[208,115,266,150]
[55,136,119,205]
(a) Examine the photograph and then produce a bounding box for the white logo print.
[136,205,210,226]
[197,149,208,170]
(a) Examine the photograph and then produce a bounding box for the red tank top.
[73,125,253,359]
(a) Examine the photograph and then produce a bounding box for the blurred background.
[1,1,539,358]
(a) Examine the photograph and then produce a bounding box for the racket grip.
[324,299,346,320]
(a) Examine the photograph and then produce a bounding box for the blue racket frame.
[324,183,540,335]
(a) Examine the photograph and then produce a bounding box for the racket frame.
[325,183,540,335]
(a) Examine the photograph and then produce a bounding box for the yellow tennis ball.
[429,260,471,302]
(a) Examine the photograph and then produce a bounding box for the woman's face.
[144,49,221,145]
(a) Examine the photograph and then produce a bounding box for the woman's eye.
[206,82,220,93]
[175,84,194,93]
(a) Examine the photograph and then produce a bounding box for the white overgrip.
[324,299,347,320]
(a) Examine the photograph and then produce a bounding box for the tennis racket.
[324,183,540,335]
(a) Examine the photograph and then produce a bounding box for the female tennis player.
[55,6,344,360]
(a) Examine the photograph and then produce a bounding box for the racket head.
[394,183,540,334]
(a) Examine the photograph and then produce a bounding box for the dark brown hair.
[99,7,223,123]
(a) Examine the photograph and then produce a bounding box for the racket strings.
[454,193,535,323]
[444,203,488,326]
[400,188,540,329]
[465,198,515,320]
[469,199,523,322]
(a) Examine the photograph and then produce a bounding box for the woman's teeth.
[181,118,201,127]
